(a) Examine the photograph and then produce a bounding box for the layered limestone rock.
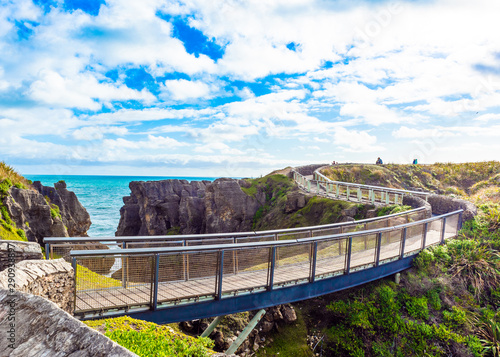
[33,181,91,237]
[427,194,477,221]
[116,178,264,236]
[0,241,43,272]
[0,288,137,357]
[3,182,91,244]
[0,258,74,313]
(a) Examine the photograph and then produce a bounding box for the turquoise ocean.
[24,175,216,237]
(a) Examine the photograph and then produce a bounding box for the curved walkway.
[44,171,462,324]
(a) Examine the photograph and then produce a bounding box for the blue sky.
[1,0,500,177]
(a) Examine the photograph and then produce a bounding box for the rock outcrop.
[116,178,264,236]
[427,194,477,221]
[0,258,74,313]
[2,182,91,244]
[0,288,137,357]
[33,181,91,237]
[0,241,43,272]
[181,304,297,356]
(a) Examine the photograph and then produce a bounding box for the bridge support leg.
[226,309,266,355]
[201,315,224,338]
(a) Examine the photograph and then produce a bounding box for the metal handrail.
[70,209,462,319]
[313,169,430,196]
[44,207,426,244]
[70,210,461,257]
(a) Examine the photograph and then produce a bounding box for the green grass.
[0,161,29,194]
[256,308,313,357]
[76,265,122,290]
[84,316,215,357]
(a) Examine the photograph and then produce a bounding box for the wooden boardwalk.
[75,228,447,315]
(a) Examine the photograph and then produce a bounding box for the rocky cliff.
[116,178,265,236]
[1,181,91,244]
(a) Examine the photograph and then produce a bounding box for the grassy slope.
[0,161,29,241]
[321,161,500,202]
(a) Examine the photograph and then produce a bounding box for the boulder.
[427,194,477,221]
[0,241,43,272]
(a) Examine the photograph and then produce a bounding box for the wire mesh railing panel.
[222,247,270,294]
[311,227,342,237]
[277,230,312,240]
[186,238,234,246]
[126,241,183,249]
[404,224,425,255]
[236,235,274,244]
[156,251,218,303]
[388,215,408,227]
[408,210,425,222]
[365,219,388,230]
[182,250,220,282]
[350,234,377,270]
[315,238,346,278]
[379,230,402,262]
[426,219,443,246]
[343,224,366,234]
[274,243,312,284]
[444,213,460,239]
[75,254,153,313]
[52,242,120,265]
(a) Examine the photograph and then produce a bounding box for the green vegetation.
[320,162,500,201]
[0,161,29,192]
[76,265,122,290]
[256,308,313,357]
[84,316,215,357]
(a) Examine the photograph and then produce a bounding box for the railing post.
[400,228,407,259]
[268,246,276,291]
[345,236,352,274]
[216,250,225,300]
[422,222,428,249]
[152,254,159,310]
[72,257,77,314]
[310,242,318,283]
[457,212,463,233]
[385,192,390,205]
[307,181,311,192]
[336,184,339,198]
[346,186,350,200]
[45,243,50,260]
[317,181,319,193]
[357,188,361,202]
[375,232,382,266]
[122,242,126,288]
[440,217,447,244]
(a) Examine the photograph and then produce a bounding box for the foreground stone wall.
[0,258,74,313]
[0,289,138,357]
[0,241,43,272]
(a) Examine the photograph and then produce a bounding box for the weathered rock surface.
[0,241,43,272]
[427,194,477,221]
[403,195,432,218]
[32,181,91,237]
[0,288,137,357]
[3,182,91,244]
[182,304,297,356]
[0,258,74,313]
[116,178,263,236]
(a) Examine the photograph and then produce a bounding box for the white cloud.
[72,126,128,140]
[161,79,211,101]
[333,127,384,152]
